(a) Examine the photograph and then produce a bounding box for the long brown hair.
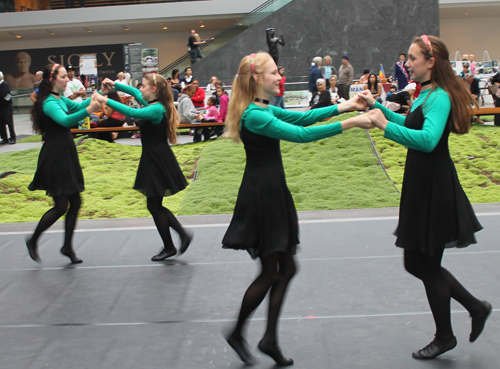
[30,63,64,134]
[225,52,273,142]
[143,73,180,144]
[413,35,476,134]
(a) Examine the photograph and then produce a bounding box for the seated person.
[95,91,126,142]
[329,75,340,105]
[178,85,206,142]
[386,82,415,114]
[386,84,397,98]
[465,73,483,124]
[364,73,382,102]
[307,78,332,110]
[359,69,370,85]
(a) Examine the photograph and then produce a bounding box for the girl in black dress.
[222,52,373,366]
[96,75,192,261]
[359,35,492,360]
[26,63,101,263]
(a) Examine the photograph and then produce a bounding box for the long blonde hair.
[225,52,273,142]
[143,73,180,144]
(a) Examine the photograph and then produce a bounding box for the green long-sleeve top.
[105,83,165,124]
[242,103,343,142]
[374,86,451,153]
[43,95,91,127]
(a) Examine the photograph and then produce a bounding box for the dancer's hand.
[340,113,375,131]
[100,78,115,94]
[337,94,367,113]
[357,90,376,109]
[87,94,102,113]
[92,92,107,104]
[367,109,389,130]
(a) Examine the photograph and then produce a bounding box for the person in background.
[188,29,206,65]
[386,84,398,98]
[212,80,223,105]
[0,71,16,145]
[194,33,206,60]
[329,75,340,104]
[359,69,370,85]
[273,66,286,108]
[190,79,205,109]
[338,55,354,99]
[217,87,229,123]
[34,71,43,90]
[166,77,179,101]
[201,96,219,122]
[460,63,469,78]
[181,67,194,89]
[95,91,127,142]
[308,56,323,94]
[171,69,182,92]
[206,76,218,93]
[307,78,332,110]
[321,55,338,87]
[469,54,476,75]
[490,72,500,126]
[64,66,86,104]
[465,73,483,124]
[395,52,410,90]
[364,73,382,102]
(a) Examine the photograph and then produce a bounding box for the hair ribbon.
[421,35,434,57]
[249,53,256,73]
[50,63,60,79]
[152,72,157,87]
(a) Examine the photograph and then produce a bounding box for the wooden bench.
[471,107,500,116]
[70,122,226,134]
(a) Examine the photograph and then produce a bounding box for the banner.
[0,44,124,91]
[349,84,365,99]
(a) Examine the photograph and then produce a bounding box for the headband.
[249,53,256,73]
[50,63,60,79]
[421,35,434,57]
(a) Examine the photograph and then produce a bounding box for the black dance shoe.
[8,138,16,145]
[412,335,457,360]
[226,333,256,365]
[0,139,8,145]
[60,247,83,264]
[151,247,177,261]
[470,300,492,342]
[258,339,294,366]
[179,231,193,255]
[25,238,40,263]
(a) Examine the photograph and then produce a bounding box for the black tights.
[30,193,81,251]
[146,196,187,250]
[232,252,297,345]
[404,248,482,340]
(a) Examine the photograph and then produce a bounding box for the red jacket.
[191,88,205,108]
[275,76,286,97]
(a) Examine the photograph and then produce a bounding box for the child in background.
[216,87,229,137]
[201,96,219,122]
[386,84,398,98]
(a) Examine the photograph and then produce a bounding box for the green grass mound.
[178,113,400,215]
[0,139,208,223]
[369,124,500,203]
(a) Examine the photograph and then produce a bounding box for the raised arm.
[114,83,148,107]
[62,96,92,113]
[104,99,164,124]
[43,97,93,128]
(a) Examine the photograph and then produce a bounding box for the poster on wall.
[141,48,159,73]
[79,54,97,76]
[128,43,145,87]
[0,44,124,93]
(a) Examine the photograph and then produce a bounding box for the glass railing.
[0,0,198,13]
[159,0,294,79]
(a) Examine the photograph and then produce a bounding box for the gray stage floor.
[0,206,498,369]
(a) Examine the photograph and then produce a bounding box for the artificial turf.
[1,112,500,223]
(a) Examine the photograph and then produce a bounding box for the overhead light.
[125,28,129,31]
[84,27,92,33]
[51,32,56,35]
[200,25,205,28]
[16,35,21,38]
[163,26,168,30]
[122,25,129,31]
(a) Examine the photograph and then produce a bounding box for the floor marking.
[2,250,499,272]
[0,308,497,329]
[1,211,499,236]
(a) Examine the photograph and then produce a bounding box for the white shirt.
[64,78,85,103]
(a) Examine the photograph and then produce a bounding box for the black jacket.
[0,81,13,111]
[309,90,332,109]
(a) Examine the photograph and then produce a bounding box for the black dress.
[28,113,84,197]
[134,115,188,197]
[395,106,482,255]
[222,120,299,259]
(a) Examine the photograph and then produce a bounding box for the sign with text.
[0,44,124,91]
[349,84,365,99]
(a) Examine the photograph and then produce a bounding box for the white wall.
[0,30,223,70]
[441,16,500,60]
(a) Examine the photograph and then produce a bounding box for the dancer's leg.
[60,192,83,263]
[147,196,176,260]
[26,196,69,261]
[262,253,297,345]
